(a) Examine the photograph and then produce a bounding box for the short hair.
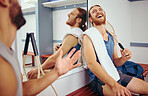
[89,5,101,18]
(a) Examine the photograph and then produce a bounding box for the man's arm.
[42,35,78,69]
[27,35,78,79]
[0,57,17,96]
[113,39,132,67]
[83,35,131,96]
[23,68,59,96]
[83,35,117,87]
[23,49,81,96]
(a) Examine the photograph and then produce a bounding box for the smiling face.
[89,5,106,26]
[66,8,79,26]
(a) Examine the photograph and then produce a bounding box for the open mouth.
[97,15,103,18]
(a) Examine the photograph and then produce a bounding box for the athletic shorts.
[90,70,133,96]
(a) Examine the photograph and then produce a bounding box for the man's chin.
[66,21,70,26]
[94,19,106,26]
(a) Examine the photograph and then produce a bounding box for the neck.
[94,24,106,35]
[0,10,17,48]
[70,23,80,29]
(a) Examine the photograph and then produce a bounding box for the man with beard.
[0,0,81,96]
[83,5,148,96]
[27,7,86,79]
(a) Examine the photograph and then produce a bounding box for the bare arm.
[113,39,132,67]
[83,35,117,87]
[42,35,78,70]
[23,68,59,96]
[23,49,81,96]
[0,57,17,96]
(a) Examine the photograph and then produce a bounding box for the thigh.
[118,70,133,87]
[126,77,148,94]
[90,78,114,96]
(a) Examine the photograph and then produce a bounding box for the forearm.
[41,36,76,70]
[41,57,56,70]
[23,68,59,96]
[114,57,127,67]
[88,62,117,87]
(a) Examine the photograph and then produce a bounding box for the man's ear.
[89,17,93,23]
[76,18,82,23]
[0,0,9,7]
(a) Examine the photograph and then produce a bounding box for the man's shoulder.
[0,56,14,72]
[83,34,92,43]
[0,56,8,65]
[0,57,17,96]
[0,56,17,80]
[83,27,96,39]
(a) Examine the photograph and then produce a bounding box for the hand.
[111,83,132,96]
[27,68,38,79]
[54,48,81,76]
[120,48,132,61]
[54,44,61,51]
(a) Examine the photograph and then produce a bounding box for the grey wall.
[36,0,53,57]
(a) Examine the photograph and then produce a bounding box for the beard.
[66,18,76,26]
[9,2,26,30]
[92,15,106,26]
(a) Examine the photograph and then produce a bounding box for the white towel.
[82,27,120,81]
[63,27,83,43]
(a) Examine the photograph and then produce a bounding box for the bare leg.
[126,77,148,94]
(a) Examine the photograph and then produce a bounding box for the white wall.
[17,14,36,73]
[53,9,72,42]
[88,0,148,64]
[130,0,148,64]
[130,0,148,43]
[21,0,35,13]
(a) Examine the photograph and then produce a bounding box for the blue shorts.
[90,70,133,96]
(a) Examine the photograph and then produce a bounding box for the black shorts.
[90,70,133,96]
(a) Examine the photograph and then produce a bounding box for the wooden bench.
[139,64,148,77]
[67,64,148,96]
[66,83,98,96]
[139,64,148,71]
